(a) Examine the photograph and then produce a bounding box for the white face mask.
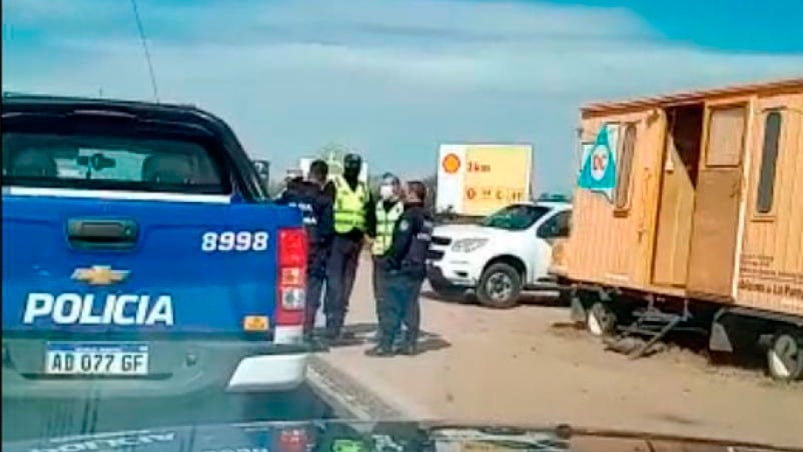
[379,184,396,200]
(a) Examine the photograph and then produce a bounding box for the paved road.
[2,383,335,442]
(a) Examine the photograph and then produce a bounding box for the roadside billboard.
[436,144,533,216]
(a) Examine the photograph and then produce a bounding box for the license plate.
[45,343,149,376]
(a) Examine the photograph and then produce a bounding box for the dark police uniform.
[275,177,334,333]
[379,201,433,350]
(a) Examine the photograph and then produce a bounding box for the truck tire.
[587,302,617,337]
[767,330,803,382]
[477,263,522,309]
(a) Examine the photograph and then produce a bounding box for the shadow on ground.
[549,321,780,379]
[311,322,451,354]
[420,289,568,309]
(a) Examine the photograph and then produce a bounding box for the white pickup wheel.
[477,263,522,309]
[767,330,803,382]
[586,302,616,337]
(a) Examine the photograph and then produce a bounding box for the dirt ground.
[315,256,803,449]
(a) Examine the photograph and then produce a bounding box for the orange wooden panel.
[704,106,746,167]
[736,93,803,316]
[686,168,742,297]
[651,109,700,287]
[566,110,663,290]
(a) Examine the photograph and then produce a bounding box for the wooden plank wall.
[566,110,664,290]
[737,93,803,316]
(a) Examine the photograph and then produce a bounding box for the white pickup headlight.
[451,238,489,253]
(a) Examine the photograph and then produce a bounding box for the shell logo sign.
[442,153,461,174]
[436,144,533,216]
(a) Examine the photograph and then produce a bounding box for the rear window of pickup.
[2,132,230,195]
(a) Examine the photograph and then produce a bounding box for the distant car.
[2,94,310,401]
[427,202,571,308]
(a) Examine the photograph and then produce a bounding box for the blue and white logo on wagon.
[578,123,618,202]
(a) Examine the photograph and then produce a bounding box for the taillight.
[276,227,307,325]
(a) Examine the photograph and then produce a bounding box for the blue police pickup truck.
[1,94,309,400]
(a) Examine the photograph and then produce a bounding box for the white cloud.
[3,0,802,190]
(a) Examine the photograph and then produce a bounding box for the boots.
[396,331,419,356]
[365,343,394,357]
[396,340,418,356]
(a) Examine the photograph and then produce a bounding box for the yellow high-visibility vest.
[333,175,368,233]
[372,201,404,255]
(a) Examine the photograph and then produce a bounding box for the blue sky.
[3,0,802,192]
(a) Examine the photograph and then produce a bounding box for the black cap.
[344,153,362,169]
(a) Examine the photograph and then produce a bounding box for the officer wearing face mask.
[371,173,405,338]
[324,153,375,341]
[275,160,334,336]
[367,181,433,357]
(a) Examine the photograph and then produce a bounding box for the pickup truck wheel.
[477,263,522,309]
[767,330,803,382]
[587,302,616,337]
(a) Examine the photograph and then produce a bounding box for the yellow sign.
[71,266,129,286]
[461,145,531,216]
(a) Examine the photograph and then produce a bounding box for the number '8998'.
[201,231,269,252]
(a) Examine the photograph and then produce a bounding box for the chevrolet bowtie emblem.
[72,266,130,285]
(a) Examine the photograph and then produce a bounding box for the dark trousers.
[304,251,328,333]
[380,271,423,347]
[324,235,362,334]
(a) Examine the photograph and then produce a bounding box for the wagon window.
[756,111,782,214]
[615,123,637,210]
[705,106,746,167]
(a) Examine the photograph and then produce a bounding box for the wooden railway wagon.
[555,78,803,381]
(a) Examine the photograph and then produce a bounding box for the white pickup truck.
[426,201,571,308]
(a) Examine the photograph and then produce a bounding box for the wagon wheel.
[767,330,803,382]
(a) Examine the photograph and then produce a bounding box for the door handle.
[67,218,138,250]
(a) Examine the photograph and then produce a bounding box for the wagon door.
[652,105,703,288]
[686,103,748,299]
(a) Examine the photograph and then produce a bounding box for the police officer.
[367,181,433,357]
[275,160,334,336]
[371,173,405,337]
[324,153,375,340]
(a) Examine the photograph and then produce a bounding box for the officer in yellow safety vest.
[366,181,433,357]
[371,173,405,338]
[323,153,375,341]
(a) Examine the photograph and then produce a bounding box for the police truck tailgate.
[1,95,309,398]
[3,195,302,335]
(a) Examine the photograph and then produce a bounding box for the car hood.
[3,421,788,452]
[433,224,516,240]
